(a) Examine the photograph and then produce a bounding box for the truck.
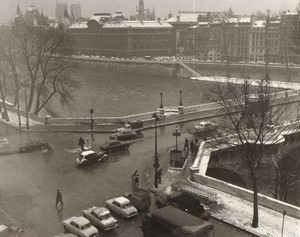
[115,120,143,133]
[155,191,210,221]
[142,206,214,237]
[123,188,151,211]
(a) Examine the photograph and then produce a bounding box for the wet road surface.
[0,123,254,237]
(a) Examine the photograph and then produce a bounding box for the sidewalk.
[142,144,300,237]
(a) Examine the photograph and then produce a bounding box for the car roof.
[115,197,130,205]
[81,150,96,156]
[73,216,90,226]
[93,207,110,216]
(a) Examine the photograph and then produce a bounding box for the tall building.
[56,2,68,20]
[249,20,266,62]
[70,3,81,20]
[131,0,155,21]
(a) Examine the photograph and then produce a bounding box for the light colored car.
[62,216,99,237]
[106,196,138,218]
[83,206,118,231]
[194,121,218,133]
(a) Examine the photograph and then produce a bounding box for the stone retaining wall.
[194,173,300,219]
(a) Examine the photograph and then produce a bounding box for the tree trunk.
[0,77,10,122]
[27,83,35,112]
[252,175,259,228]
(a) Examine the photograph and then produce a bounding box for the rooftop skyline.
[0,0,299,23]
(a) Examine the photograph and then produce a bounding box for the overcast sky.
[0,0,299,23]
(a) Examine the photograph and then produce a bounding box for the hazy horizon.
[0,0,299,23]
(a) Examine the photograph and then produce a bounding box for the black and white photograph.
[0,0,299,236]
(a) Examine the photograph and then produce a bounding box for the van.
[142,206,214,237]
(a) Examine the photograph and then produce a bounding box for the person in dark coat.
[134,174,139,189]
[184,138,189,151]
[157,168,162,184]
[190,140,194,154]
[78,137,85,151]
[56,189,63,208]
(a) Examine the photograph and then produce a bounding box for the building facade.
[67,17,176,57]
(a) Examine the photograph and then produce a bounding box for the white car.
[62,216,99,237]
[83,206,118,231]
[194,121,218,132]
[106,196,138,219]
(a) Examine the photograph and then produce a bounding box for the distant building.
[166,11,223,51]
[56,2,68,20]
[66,17,175,57]
[249,20,266,62]
[25,4,40,25]
[70,3,81,20]
[131,0,155,21]
[279,12,300,63]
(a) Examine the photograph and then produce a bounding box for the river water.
[54,65,214,117]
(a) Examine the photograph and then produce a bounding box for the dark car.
[155,191,211,221]
[19,140,50,153]
[76,150,107,166]
[110,131,143,141]
[100,141,130,153]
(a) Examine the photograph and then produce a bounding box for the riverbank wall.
[69,57,300,81]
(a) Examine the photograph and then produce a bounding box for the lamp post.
[172,126,181,150]
[281,210,287,237]
[153,114,160,188]
[90,109,94,139]
[160,92,163,109]
[178,90,184,114]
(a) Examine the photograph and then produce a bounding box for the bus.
[142,206,214,237]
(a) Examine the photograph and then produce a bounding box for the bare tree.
[207,77,296,228]
[11,22,78,116]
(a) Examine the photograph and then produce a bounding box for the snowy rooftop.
[103,21,173,28]
[166,11,222,23]
[252,20,266,27]
[68,22,88,29]
[238,17,251,23]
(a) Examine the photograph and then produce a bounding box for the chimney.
[140,19,144,24]
[176,14,180,22]
[157,17,161,24]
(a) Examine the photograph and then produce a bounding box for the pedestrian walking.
[56,189,63,208]
[190,140,194,154]
[78,137,85,151]
[184,138,189,151]
[131,170,138,190]
[134,174,139,189]
[157,168,162,184]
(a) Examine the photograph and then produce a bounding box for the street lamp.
[172,126,181,150]
[160,92,163,109]
[178,90,184,114]
[281,210,287,237]
[153,114,160,188]
[90,109,94,139]
[179,90,183,106]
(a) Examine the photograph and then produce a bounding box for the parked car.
[76,150,107,166]
[100,141,130,153]
[62,216,99,237]
[83,206,118,231]
[193,121,218,133]
[106,196,138,218]
[155,191,211,221]
[19,140,50,153]
[109,131,143,141]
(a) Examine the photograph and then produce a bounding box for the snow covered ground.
[213,190,300,237]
